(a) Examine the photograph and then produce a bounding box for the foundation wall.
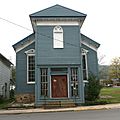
[15,93,35,103]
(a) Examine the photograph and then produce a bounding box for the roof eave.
[81,34,100,50]
[0,53,13,66]
[12,33,35,52]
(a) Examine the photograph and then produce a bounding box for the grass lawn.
[100,87,120,103]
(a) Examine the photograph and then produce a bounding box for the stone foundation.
[15,93,35,103]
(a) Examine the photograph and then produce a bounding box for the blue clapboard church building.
[13,5,100,106]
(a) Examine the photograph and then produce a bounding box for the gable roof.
[30,4,86,18]
[0,53,13,67]
[81,34,100,51]
[13,33,35,52]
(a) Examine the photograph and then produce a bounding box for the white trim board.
[81,41,98,52]
[31,18,84,26]
[36,21,80,26]
[15,40,35,53]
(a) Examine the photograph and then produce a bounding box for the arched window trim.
[53,26,64,48]
[25,49,35,55]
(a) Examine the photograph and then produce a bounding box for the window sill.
[27,82,35,84]
[53,47,64,49]
[83,80,88,83]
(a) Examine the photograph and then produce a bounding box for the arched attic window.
[53,26,64,48]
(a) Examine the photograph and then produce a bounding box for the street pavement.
[0,103,120,115]
[0,109,120,120]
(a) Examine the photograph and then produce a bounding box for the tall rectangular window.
[70,68,79,97]
[25,49,35,84]
[82,54,88,80]
[53,26,64,48]
[27,55,35,83]
[40,68,48,97]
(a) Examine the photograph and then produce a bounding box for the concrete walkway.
[0,103,120,115]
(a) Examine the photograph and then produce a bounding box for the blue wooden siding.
[81,44,99,77]
[34,25,84,104]
[16,42,35,94]
[35,26,81,65]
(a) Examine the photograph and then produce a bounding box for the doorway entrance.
[51,75,68,98]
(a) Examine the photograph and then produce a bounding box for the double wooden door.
[51,75,68,98]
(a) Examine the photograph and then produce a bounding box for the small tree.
[85,73,102,101]
[109,57,120,82]
[12,66,16,82]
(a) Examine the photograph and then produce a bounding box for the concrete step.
[42,100,76,109]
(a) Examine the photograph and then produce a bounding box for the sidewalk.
[0,103,120,115]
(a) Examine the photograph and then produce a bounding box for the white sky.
[0,0,120,65]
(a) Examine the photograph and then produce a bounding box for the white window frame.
[82,49,88,81]
[53,26,64,48]
[70,67,79,97]
[40,68,48,97]
[25,49,35,84]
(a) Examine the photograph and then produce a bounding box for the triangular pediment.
[30,4,86,18]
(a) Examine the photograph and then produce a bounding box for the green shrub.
[85,73,102,101]
[82,100,108,106]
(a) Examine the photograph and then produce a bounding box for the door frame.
[50,74,70,98]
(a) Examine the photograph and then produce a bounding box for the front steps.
[42,100,76,109]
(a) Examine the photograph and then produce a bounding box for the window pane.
[41,68,47,75]
[70,68,78,97]
[28,55,35,82]
[82,54,88,80]
[82,55,86,69]
[40,68,48,96]
[83,70,87,80]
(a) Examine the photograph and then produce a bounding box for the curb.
[0,104,120,115]
[74,103,120,111]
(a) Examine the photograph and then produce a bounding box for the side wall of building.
[0,61,10,99]
[81,44,99,78]
[15,42,35,103]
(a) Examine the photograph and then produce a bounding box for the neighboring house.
[10,66,16,90]
[0,53,13,99]
[13,5,100,106]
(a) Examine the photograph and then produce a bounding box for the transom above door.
[51,75,68,98]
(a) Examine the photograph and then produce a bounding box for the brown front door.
[51,75,68,98]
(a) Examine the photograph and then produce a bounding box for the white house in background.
[0,53,13,99]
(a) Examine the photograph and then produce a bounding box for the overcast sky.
[0,0,120,65]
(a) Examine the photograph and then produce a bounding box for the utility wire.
[0,17,80,48]
[0,17,32,31]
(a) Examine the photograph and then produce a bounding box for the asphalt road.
[0,109,120,120]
